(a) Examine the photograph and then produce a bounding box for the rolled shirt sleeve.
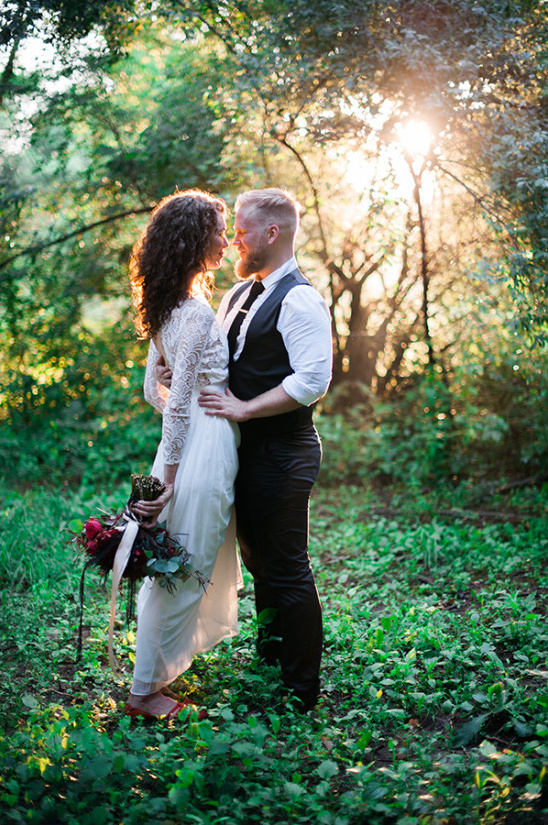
[278,285,332,406]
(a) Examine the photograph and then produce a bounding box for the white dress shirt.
[217,257,332,406]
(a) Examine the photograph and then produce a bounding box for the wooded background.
[2,8,548,821]
[1,0,547,489]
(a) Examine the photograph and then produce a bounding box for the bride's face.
[205,213,229,270]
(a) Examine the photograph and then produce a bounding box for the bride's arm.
[144,338,169,412]
[161,303,215,468]
[134,304,214,524]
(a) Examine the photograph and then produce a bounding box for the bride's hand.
[131,483,174,527]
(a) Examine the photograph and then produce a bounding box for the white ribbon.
[107,518,140,676]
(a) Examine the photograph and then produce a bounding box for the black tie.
[227,280,265,356]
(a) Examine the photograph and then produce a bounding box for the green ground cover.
[0,482,547,824]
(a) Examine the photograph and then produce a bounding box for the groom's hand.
[198,387,249,421]
[156,355,172,389]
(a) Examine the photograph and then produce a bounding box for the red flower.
[83,519,119,556]
[85,518,104,541]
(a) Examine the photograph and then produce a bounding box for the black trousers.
[234,425,323,701]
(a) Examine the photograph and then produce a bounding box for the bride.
[126,190,241,721]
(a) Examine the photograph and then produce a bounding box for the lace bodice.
[144,298,229,464]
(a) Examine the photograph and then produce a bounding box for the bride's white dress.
[131,297,241,696]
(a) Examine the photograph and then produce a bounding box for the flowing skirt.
[131,396,241,695]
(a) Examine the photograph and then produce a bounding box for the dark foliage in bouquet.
[67,474,209,659]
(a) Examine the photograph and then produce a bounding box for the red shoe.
[162,689,209,721]
[123,700,208,722]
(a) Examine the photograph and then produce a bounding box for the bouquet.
[68,474,209,669]
[69,474,204,593]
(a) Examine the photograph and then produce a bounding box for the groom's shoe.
[282,690,323,713]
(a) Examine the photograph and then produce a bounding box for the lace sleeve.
[143,338,169,413]
[161,302,215,464]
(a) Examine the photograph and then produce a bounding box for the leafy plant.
[1,481,547,823]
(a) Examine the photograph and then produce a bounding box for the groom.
[199,188,332,710]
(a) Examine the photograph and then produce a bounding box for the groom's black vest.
[227,269,314,437]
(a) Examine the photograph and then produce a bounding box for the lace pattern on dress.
[143,299,228,465]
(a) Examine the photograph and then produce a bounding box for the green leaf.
[284,781,305,797]
[380,615,394,632]
[317,760,339,779]
[454,713,490,747]
[479,741,497,757]
[151,559,171,573]
[357,730,373,749]
[113,753,126,771]
[168,786,189,807]
[514,720,532,738]
[258,607,278,626]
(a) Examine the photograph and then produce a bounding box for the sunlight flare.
[396,119,433,160]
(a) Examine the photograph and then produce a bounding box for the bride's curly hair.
[130,190,227,338]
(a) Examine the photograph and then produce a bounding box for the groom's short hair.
[235,188,300,238]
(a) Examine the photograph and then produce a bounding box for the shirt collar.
[260,257,298,290]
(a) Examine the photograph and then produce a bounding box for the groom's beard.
[235,240,269,279]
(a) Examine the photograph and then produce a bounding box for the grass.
[0,480,547,824]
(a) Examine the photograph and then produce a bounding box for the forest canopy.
[1,0,547,488]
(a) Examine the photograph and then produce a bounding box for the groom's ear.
[266,224,280,244]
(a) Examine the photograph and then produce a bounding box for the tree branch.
[0,207,153,270]
[355,253,385,286]
[434,158,522,246]
[274,132,333,264]
[0,38,20,108]
[171,0,240,56]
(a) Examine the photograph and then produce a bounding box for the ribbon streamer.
[107,518,140,676]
